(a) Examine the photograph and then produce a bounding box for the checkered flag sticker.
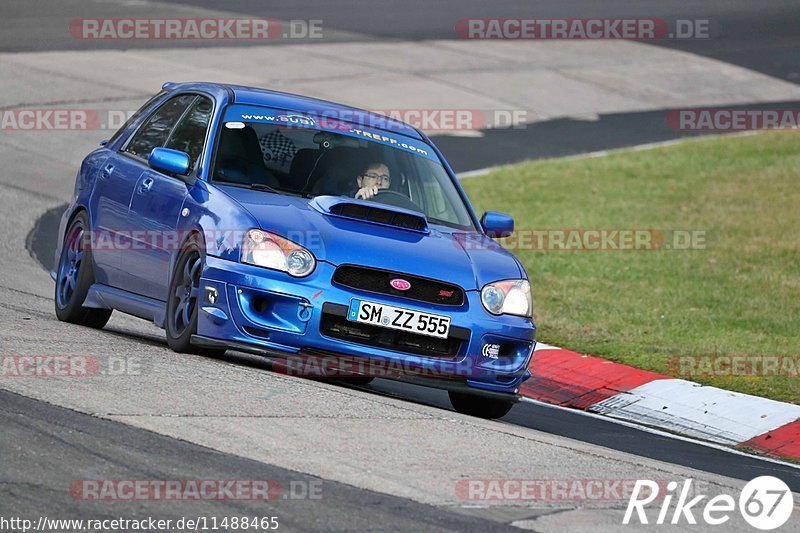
[260,130,297,167]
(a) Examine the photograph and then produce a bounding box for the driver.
[354,163,391,200]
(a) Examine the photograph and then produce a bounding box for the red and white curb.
[523,343,800,462]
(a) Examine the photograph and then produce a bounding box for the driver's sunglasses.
[362,172,391,183]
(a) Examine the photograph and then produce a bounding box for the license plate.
[347,299,451,339]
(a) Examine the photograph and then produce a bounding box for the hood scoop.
[310,196,429,234]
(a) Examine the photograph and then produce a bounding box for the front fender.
[173,180,260,272]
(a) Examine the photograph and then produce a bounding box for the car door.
[89,154,146,288]
[89,92,169,288]
[126,95,214,300]
[110,94,198,296]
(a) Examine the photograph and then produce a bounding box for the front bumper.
[197,256,536,396]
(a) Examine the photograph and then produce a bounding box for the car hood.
[217,186,523,290]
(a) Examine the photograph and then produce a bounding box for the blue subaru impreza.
[53,82,536,418]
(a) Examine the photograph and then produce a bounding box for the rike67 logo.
[624,476,795,530]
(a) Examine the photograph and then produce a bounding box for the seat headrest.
[310,149,357,196]
[284,149,326,191]
[219,126,264,164]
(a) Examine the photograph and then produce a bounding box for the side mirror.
[481,211,514,238]
[149,147,190,176]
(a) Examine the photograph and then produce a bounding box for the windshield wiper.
[215,180,305,197]
[426,217,474,231]
[248,183,282,194]
[247,183,306,197]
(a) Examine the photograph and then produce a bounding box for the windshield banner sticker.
[225,104,436,161]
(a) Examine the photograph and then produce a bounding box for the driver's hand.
[355,186,380,200]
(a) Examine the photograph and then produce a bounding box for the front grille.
[332,265,465,306]
[320,312,464,358]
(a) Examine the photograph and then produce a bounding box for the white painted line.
[589,379,800,446]
[520,397,800,471]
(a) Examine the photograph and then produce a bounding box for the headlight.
[241,229,316,277]
[481,279,531,317]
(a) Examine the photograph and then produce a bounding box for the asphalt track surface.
[4,0,800,83]
[166,0,800,83]
[3,1,800,531]
[1,389,518,532]
[3,0,800,172]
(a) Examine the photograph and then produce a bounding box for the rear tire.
[54,212,112,329]
[448,391,514,419]
[345,376,375,386]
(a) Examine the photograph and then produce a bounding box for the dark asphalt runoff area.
[0,389,518,532]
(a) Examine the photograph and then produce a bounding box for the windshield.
[212,106,476,230]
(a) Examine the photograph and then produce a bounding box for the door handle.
[100,163,114,179]
[139,177,154,193]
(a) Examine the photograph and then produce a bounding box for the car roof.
[163,81,424,140]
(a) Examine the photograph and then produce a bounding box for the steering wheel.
[370,189,421,212]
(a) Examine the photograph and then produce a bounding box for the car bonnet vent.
[312,196,429,233]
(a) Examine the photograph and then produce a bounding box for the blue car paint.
[148,147,192,175]
[197,256,534,394]
[213,185,521,289]
[53,82,536,397]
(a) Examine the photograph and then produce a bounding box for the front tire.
[166,240,203,353]
[448,391,514,419]
[165,239,226,356]
[54,212,112,329]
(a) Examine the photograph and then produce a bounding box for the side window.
[124,94,196,160]
[107,90,167,146]
[164,96,213,170]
